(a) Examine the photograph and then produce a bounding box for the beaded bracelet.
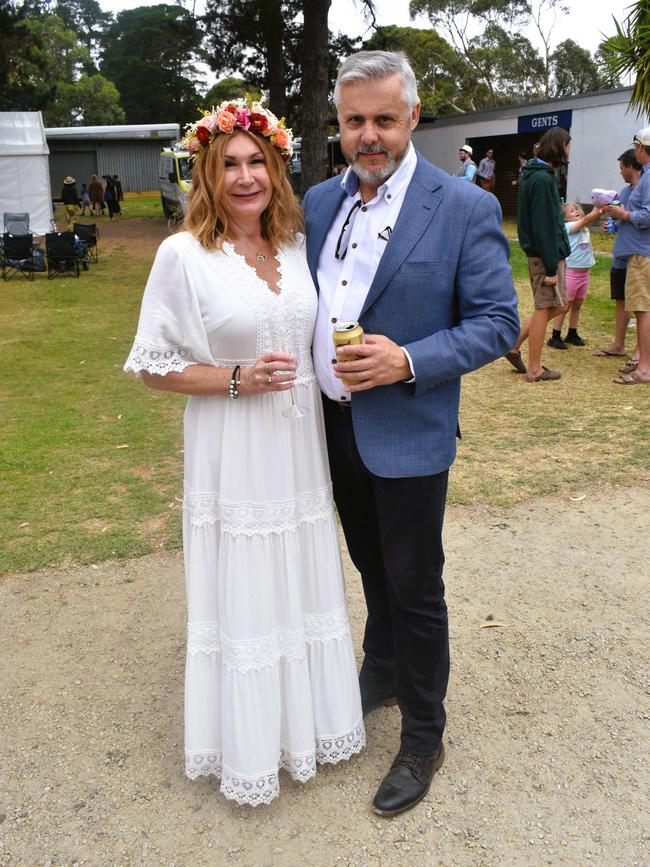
[229,365,241,399]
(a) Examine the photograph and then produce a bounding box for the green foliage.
[101,4,204,127]
[204,76,260,106]
[601,0,650,117]
[363,25,465,115]
[44,73,126,126]
[550,39,605,97]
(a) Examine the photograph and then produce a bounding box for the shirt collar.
[340,142,417,203]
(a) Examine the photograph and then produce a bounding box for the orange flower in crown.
[180,97,294,164]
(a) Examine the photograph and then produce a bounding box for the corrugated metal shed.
[45,123,179,194]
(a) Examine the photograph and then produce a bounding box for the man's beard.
[346,143,407,184]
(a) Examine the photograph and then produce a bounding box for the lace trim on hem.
[124,338,196,376]
[187,607,351,671]
[185,722,365,806]
[183,483,334,534]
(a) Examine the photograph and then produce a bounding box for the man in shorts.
[593,149,642,361]
[605,128,650,384]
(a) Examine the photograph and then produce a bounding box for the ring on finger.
[267,375,272,384]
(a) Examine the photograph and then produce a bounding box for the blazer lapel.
[307,183,347,288]
[361,158,444,317]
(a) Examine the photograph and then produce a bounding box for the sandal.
[619,359,639,373]
[525,366,561,382]
[504,350,527,374]
[593,349,627,357]
[613,370,649,385]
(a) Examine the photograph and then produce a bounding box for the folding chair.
[3,212,30,235]
[73,222,99,263]
[45,232,80,280]
[1,233,36,281]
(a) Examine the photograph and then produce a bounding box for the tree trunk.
[299,0,331,195]
[264,0,288,120]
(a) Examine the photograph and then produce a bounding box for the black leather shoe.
[372,744,445,817]
[360,681,397,717]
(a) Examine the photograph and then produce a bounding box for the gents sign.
[518,110,572,134]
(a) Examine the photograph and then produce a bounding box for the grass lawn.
[1,216,647,574]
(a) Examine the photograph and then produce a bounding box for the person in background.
[511,151,527,187]
[477,148,496,192]
[103,175,120,219]
[455,144,477,182]
[112,174,124,203]
[593,149,642,366]
[80,183,90,216]
[88,174,104,217]
[61,176,80,223]
[505,127,571,381]
[605,127,650,385]
[547,201,603,349]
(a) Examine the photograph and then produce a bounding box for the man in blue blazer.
[303,51,519,817]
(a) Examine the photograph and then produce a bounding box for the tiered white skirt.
[181,383,365,806]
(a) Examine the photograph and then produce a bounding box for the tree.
[409,0,545,107]
[204,76,260,106]
[549,40,602,98]
[0,0,49,110]
[299,0,331,193]
[202,0,301,121]
[44,74,125,126]
[363,25,467,115]
[54,0,112,71]
[101,5,204,127]
[601,0,650,116]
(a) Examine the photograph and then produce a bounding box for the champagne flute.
[278,345,308,419]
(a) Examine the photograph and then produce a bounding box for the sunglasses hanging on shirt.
[334,199,362,260]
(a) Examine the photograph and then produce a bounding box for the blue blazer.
[303,153,520,478]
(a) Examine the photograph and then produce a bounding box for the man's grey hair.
[334,51,419,113]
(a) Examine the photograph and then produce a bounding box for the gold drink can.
[333,321,364,385]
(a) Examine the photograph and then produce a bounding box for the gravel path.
[1,486,649,866]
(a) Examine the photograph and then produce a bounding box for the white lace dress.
[124,232,365,806]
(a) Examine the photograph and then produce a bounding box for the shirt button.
[361,206,367,212]
[331,358,337,364]
[342,280,347,286]
[331,317,337,323]
[341,395,348,401]
[387,193,392,199]
[351,242,357,249]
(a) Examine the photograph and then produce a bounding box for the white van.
[159,149,192,218]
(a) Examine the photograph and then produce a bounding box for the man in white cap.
[605,126,650,384]
[455,145,477,182]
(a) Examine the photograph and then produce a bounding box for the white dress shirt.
[313,143,417,402]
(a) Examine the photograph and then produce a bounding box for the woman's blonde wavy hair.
[183,130,303,249]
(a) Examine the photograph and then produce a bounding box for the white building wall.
[566,104,650,203]
[410,91,650,205]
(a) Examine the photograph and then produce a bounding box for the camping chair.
[3,212,30,235]
[1,233,36,281]
[73,222,99,263]
[45,232,80,280]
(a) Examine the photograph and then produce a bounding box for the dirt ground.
[1,484,649,867]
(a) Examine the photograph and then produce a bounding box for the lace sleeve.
[124,234,213,376]
[124,337,196,376]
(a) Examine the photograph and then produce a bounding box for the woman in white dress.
[124,99,364,807]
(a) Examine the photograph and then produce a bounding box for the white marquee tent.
[0,111,54,235]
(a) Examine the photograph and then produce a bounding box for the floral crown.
[180,97,294,164]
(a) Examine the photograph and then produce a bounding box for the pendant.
[255,251,268,262]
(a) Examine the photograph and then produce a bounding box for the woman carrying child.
[547,202,603,350]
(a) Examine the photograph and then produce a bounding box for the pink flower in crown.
[273,127,290,149]
[216,110,236,133]
[235,109,251,131]
[263,115,278,136]
[202,114,220,133]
